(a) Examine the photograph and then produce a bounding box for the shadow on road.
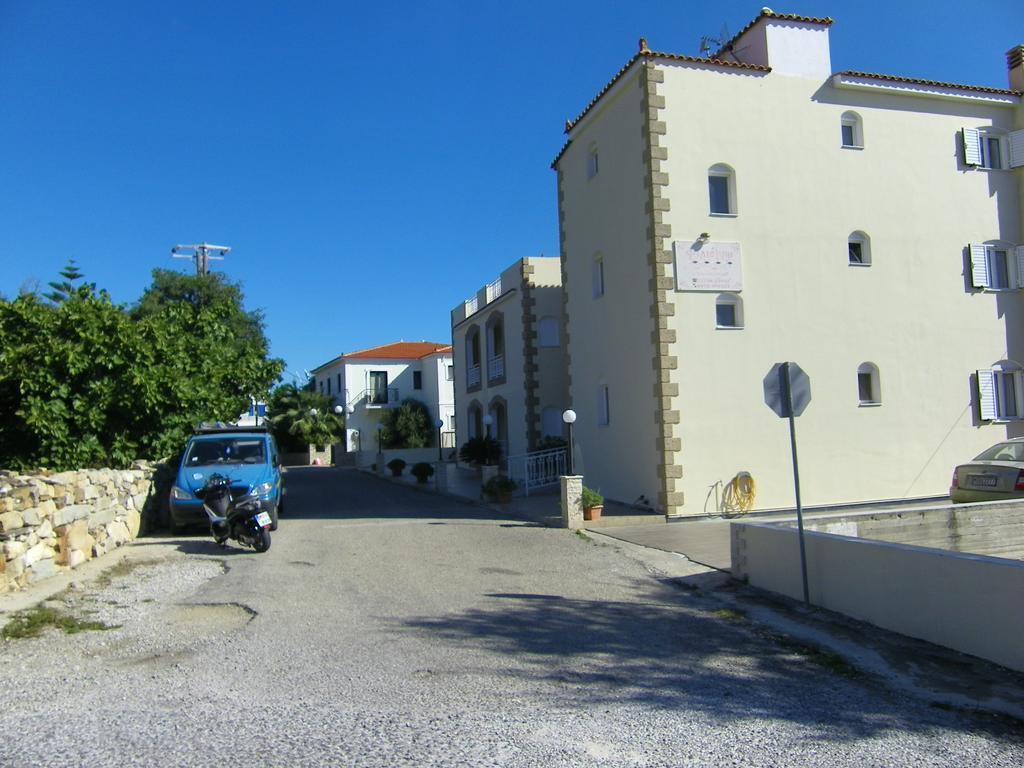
[278,466,516,523]
[395,574,1024,743]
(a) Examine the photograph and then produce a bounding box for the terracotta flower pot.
[583,504,603,521]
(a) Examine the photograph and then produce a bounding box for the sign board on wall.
[673,241,742,292]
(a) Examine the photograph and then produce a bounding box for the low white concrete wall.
[731,521,1024,673]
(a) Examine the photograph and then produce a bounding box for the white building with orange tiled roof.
[311,341,454,453]
[554,9,1024,516]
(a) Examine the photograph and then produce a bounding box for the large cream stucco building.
[450,257,567,464]
[554,10,1024,517]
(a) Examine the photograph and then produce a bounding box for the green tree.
[379,398,433,449]
[0,265,284,471]
[43,259,87,304]
[267,383,343,451]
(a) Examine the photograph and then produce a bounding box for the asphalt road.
[1,467,1022,767]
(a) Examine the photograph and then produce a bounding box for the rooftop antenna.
[171,242,231,276]
[699,23,731,57]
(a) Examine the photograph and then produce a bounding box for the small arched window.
[857,362,881,405]
[841,111,863,148]
[715,293,743,329]
[708,164,737,215]
[538,316,560,347]
[848,231,871,266]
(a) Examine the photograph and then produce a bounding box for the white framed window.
[708,164,737,215]
[538,316,560,347]
[445,364,454,381]
[848,231,871,266]
[592,256,605,298]
[715,293,743,329]
[857,362,881,406]
[962,127,1024,170]
[969,243,1024,290]
[978,362,1024,421]
[597,385,610,426]
[587,145,599,179]
[840,111,863,148]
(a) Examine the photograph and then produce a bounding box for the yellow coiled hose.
[722,471,756,516]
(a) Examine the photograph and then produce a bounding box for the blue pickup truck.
[169,425,284,533]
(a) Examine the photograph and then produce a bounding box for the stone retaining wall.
[0,464,160,593]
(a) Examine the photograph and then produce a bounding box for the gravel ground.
[1,468,1022,767]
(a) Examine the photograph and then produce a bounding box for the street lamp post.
[436,418,445,462]
[562,409,577,475]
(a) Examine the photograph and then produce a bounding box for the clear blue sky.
[2,0,1020,379]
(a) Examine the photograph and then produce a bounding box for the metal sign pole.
[782,362,810,605]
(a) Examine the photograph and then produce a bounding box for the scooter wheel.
[253,528,271,553]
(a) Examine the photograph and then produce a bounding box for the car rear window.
[186,438,266,465]
[973,442,1024,462]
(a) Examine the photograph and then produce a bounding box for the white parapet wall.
[731,520,1024,673]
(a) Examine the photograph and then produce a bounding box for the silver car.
[950,438,1024,503]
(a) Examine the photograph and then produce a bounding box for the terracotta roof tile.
[836,70,1021,97]
[714,10,833,59]
[343,342,452,360]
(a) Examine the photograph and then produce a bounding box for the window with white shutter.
[1009,129,1024,169]
[962,128,982,166]
[969,243,1024,290]
[977,365,1024,421]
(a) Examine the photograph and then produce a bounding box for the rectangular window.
[319,380,324,394]
[369,371,388,404]
[1001,374,1019,418]
[413,371,422,390]
[446,364,454,381]
[598,385,610,426]
[841,123,855,147]
[858,372,874,403]
[709,175,730,214]
[983,136,1003,170]
[587,151,599,179]
[327,378,331,395]
[990,249,1010,289]
[592,258,605,298]
[848,242,864,265]
[337,373,341,392]
[715,303,736,328]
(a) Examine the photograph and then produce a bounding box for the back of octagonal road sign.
[763,362,811,418]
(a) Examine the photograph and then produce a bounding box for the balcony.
[467,364,481,389]
[485,277,502,303]
[464,296,479,315]
[487,354,505,382]
[353,387,399,408]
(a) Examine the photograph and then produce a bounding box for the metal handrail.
[467,364,481,388]
[507,447,566,496]
[485,277,502,303]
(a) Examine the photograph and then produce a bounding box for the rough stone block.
[107,521,131,547]
[132,493,149,512]
[21,507,42,526]
[560,475,584,530]
[89,507,116,528]
[28,557,57,583]
[68,550,87,568]
[4,540,27,560]
[0,510,25,532]
[12,486,36,507]
[24,543,54,567]
[37,519,54,539]
[53,504,90,527]
[125,510,141,539]
[59,520,94,562]
[37,499,56,517]
[7,555,25,579]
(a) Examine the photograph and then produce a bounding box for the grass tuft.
[2,606,119,640]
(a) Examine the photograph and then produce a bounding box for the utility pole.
[170,242,231,276]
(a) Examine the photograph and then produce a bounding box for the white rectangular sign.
[673,241,742,292]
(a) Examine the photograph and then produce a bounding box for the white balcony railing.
[487,354,504,382]
[467,364,481,388]
[507,447,567,496]
[465,296,478,315]
[485,277,502,303]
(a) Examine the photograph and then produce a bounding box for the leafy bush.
[0,263,283,471]
[411,462,434,483]
[483,475,517,497]
[581,486,604,509]
[386,458,406,476]
[458,437,501,466]
[379,399,433,449]
[535,436,567,451]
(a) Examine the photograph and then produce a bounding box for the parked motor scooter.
[200,473,272,553]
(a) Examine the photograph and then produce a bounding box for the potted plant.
[386,458,406,477]
[582,486,604,521]
[483,475,517,503]
[411,462,434,484]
